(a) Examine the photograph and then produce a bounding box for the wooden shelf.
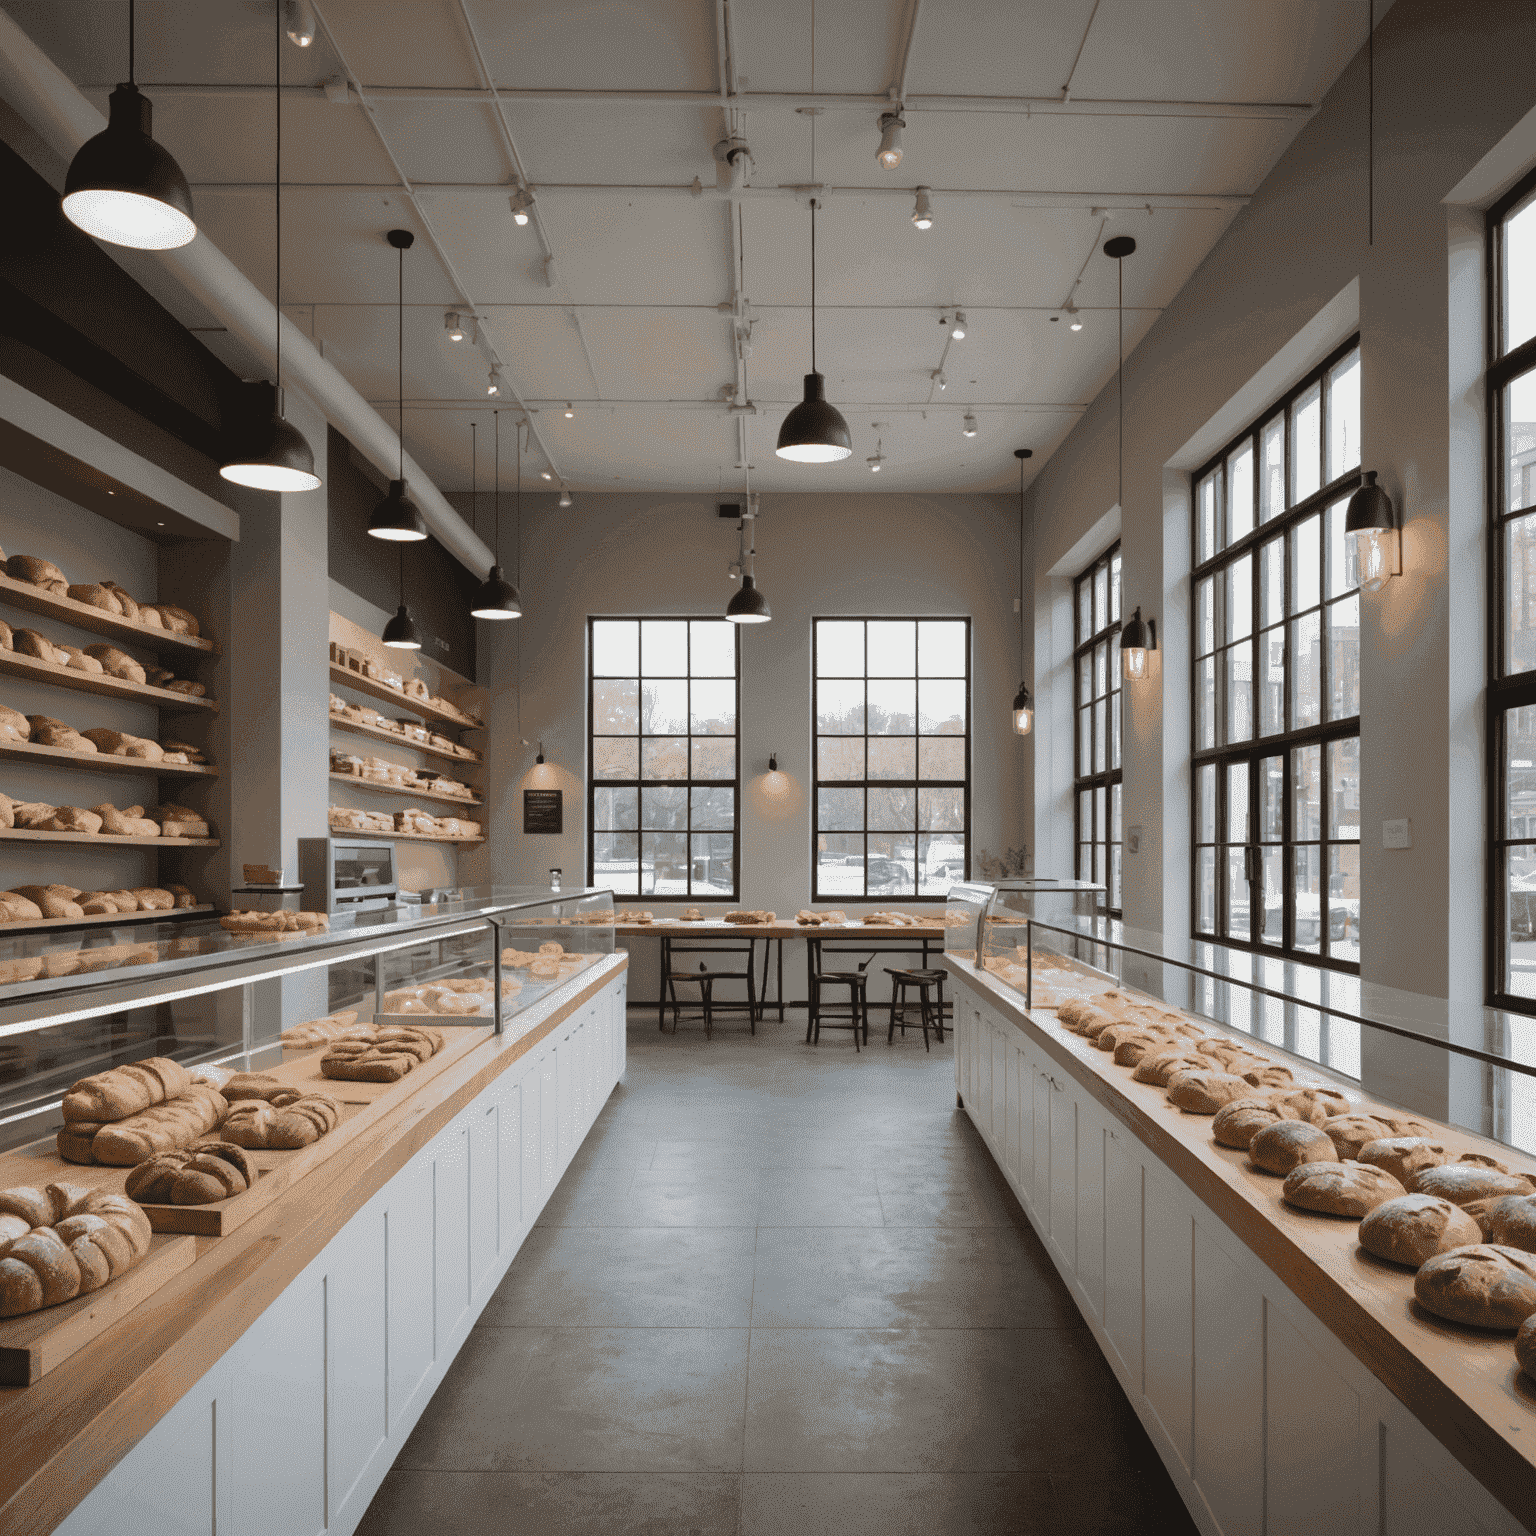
[328,772,482,809]
[0,649,217,712]
[0,739,216,778]
[328,664,480,732]
[0,827,218,848]
[0,904,214,934]
[329,712,482,769]
[0,573,217,657]
[328,824,484,847]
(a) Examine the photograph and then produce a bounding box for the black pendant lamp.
[382,546,421,650]
[776,199,852,463]
[369,230,428,541]
[725,574,771,624]
[62,0,195,250]
[220,0,319,492]
[1011,448,1033,734]
[472,412,523,620]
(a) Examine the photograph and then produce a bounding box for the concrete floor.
[356,1009,1198,1536]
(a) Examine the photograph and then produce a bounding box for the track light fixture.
[951,310,967,340]
[509,186,535,226]
[932,369,947,391]
[559,487,573,509]
[962,413,978,438]
[564,402,575,418]
[875,112,906,170]
[62,0,196,250]
[445,311,466,342]
[284,0,317,47]
[220,0,319,492]
[540,469,553,480]
[487,368,505,397]
[911,187,934,229]
[368,230,428,541]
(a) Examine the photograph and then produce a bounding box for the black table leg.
[657,935,671,1032]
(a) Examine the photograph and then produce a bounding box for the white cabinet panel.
[469,1099,500,1293]
[557,1024,578,1165]
[1102,1125,1142,1387]
[1265,1301,1361,1532]
[386,1154,436,1431]
[1048,1080,1076,1271]
[523,1048,544,1217]
[434,1125,472,1351]
[1075,1102,1105,1321]
[1191,1223,1263,1536]
[1031,1061,1051,1214]
[991,1025,1007,1145]
[498,1075,523,1247]
[1003,1038,1021,1184]
[326,1203,388,1519]
[1142,1170,1194,1470]
[540,1043,559,1194]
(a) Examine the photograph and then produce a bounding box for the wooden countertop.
[0,953,628,1536]
[944,956,1536,1530]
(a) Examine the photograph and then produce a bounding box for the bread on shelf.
[0,1181,153,1317]
[58,1083,228,1166]
[63,1056,192,1122]
[320,1024,444,1082]
[222,1091,341,1150]
[125,1141,257,1205]
[280,1010,366,1047]
[6,556,68,595]
[219,909,329,934]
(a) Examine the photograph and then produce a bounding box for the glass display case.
[0,888,614,1154]
[944,879,1105,965]
[999,913,1536,1160]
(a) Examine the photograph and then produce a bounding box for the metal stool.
[899,967,949,1042]
[810,970,870,1050]
[884,967,946,1050]
[659,938,759,1037]
[663,964,717,1038]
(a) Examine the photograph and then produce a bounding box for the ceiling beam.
[376,398,1089,414]
[86,82,1313,121]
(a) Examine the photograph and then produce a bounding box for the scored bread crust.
[0,1182,152,1317]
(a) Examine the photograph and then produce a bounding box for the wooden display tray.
[0,904,213,934]
[328,711,482,768]
[0,1232,196,1386]
[0,649,217,712]
[328,772,482,809]
[0,828,218,848]
[328,664,480,732]
[0,573,217,658]
[0,739,216,778]
[329,824,484,847]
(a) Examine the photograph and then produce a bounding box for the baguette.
[61,1084,228,1165]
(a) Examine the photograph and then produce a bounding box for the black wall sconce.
[1121,607,1157,681]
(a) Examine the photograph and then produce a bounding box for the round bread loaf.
[1056,998,1095,1033]
[1133,1049,1210,1087]
[1518,1312,1536,1379]
[222,1073,288,1103]
[1281,1161,1405,1218]
[1251,1120,1337,1176]
[1321,1114,1400,1161]
[1414,1244,1536,1329]
[1480,1194,1536,1254]
[1167,1069,1252,1114]
[1212,1095,1298,1151]
[1241,1064,1296,1089]
[1357,1136,1454,1188]
[1113,1030,1187,1067]
[1275,1086,1353,1125]
[1410,1162,1536,1206]
[1077,1008,1119,1039]
[1358,1194,1481,1268]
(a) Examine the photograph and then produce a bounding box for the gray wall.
[1020,0,1536,1114]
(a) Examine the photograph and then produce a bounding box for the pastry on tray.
[125,1141,257,1205]
[0,1181,152,1317]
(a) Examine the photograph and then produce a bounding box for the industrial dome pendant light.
[725,452,771,624]
[220,0,320,493]
[1011,448,1034,734]
[776,199,852,464]
[369,230,428,541]
[62,1,196,250]
[381,548,422,650]
[472,410,523,620]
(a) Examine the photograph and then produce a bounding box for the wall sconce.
[1344,471,1401,592]
[768,753,779,772]
[1011,683,1033,736]
[535,740,546,764]
[1121,607,1157,681]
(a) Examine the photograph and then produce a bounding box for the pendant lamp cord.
[810,199,818,377]
[493,409,500,568]
[397,544,404,608]
[1367,0,1374,247]
[397,240,405,480]
[470,420,477,534]
[128,0,135,85]
[273,0,282,413]
[515,420,523,589]
[1117,254,1124,510]
[1019,454,1026,679]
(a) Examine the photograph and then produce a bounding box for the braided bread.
[0,1182,152,1317]
[125,1142,257,1205]
[61,1056,191,1123]
[223,1092,341,1149]
[320,1025,442,1083]
[59,1083,228,1165]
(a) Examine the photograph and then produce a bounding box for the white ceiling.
[3,0,1378,498]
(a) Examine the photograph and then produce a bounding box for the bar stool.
[663,962,717,1038]
[884,967,946,1050]
[661,938,759,1038]
[809,962,871,1050]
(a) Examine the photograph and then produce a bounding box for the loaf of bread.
[1166,1069,1252,1114]
[91,803,161,836]
[1281,1161,1405,1218]
[1322,1113,1436,1161]
[142,603,199,637]
[1250,1120,1337,1175]
[279,1010,365,1047]
[161,739,206,763]
[58,646,104,674]
[1273,1086,1353,1125]
[1241,1064,1296,1089]
[1414,1244,1536,1329]
[82,645,147,683]
[62,1084,228,1165]
[223,1091,340,1149]
[1473,1194,1536,1253]
[0,1181,152,1317]
[7,555,68,595]
[219,909,329,934]
[103,582,141,620]
[1212,1095,1301,1151]
[1356,1136,1455,1187]
[0,891,42,922]
[0,705,27,743]
[150,802,210,837]
[26,715,96,751]
[79,728,163,759]
[1410,1160,1536,1205]
[12,884,85,918]
[321,1025,443,1083]
[1132,1049,1211,1088]
[125,1141,257,1205]
[1358,1194,1482,1268]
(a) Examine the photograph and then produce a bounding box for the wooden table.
[613,919,951,1031]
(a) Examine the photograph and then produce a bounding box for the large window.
[812,617,970,901]
[587,618,739,899]
[1489,167,1536,1008]
[1074,544,1123,914]
[1191,337,1362,969]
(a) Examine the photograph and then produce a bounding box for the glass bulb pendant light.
[1120,607,1155,681]
[369,230,428,540]
[221,0,320,492]
[382,547,421,650]
[776,199,852,463]
[1012,683,1033,736]
[1344,471,1400,592]
[472,411,523,619]
[63,1,196,250]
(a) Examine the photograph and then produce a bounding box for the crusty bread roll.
[34,806,103,834]
[1357,1136,1455,1187]
[63,1056,191,1122]
[0,705,27,742]
[1281,1161,1405,1218]
[12,884,84,918]
[67,584,123,614]
[26,716,96,751]
[1358,1194,1482,1268]
[59,646,104,674]
[80,728,163,759]
[102,582,140,621]
[6,555,67,595]
[1411,1160,1536,1205]
[68,1084,228,1165]
[1166,1069,1252,1114]
[1212,1095,1300,1151]
[13,629,61,662]
[0,1182,151,1317]
[82,645,147,683]
[1414,1244,1536,1329]
[126,1142,256,1205]
[1250,1120,1336,1175]
[223,1091,340,1149]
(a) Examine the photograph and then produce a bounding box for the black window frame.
[1190,334,1364,974]
[1073,543,1123,915]
[1486,163,1536,1011]
[585,615,742,902]
[810,615,972,904]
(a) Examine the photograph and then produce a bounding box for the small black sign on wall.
[523,788,563,834]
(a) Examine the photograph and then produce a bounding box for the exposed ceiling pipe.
[0,7,496,576]
[893,0,923,104]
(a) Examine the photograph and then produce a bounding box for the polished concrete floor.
[356,1010,1198,1536]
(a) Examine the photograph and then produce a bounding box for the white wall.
[1021,0,1536,1106]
